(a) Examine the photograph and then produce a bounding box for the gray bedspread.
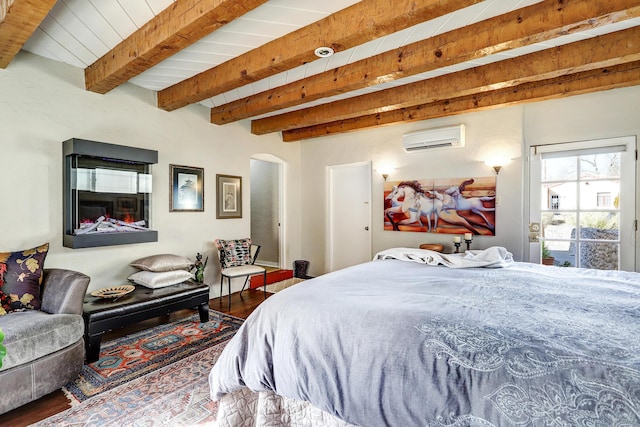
[209,255,640,426]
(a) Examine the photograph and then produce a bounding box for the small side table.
[419,244,444,252]
[82,281,209,363]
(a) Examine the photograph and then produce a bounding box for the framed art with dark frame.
[216,174,242,219]
[170,164,204,212]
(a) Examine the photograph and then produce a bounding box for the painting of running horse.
[384,177,496,235]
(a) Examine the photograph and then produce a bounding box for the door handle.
[364,226,369,231]
[529,222,540,242]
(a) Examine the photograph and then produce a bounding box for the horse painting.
[384,181,424,230]
[383,177,496,235]
[444,178,495,230]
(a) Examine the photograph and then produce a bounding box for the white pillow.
[130,254,193,272]
[128,270,194,289]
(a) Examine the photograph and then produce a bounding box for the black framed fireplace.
[63,138,158,248]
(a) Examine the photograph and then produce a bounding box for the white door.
[529,136,636,271]
[329,162,372,271]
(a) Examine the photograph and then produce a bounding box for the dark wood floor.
[0,289,269,427]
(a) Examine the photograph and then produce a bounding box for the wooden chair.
[214,239,267,310]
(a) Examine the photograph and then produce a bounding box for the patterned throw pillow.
[0,291,11,316]
[0,243,49,312]
[0,263,11,316]
[214,238,252,269]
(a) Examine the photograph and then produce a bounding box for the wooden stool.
[419,243,444,252]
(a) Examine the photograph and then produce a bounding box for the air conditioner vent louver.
[402,124,465,152]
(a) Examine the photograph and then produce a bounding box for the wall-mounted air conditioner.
[402,124,465,152]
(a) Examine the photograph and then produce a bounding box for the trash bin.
[293,260,312,279]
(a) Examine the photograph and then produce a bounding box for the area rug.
[64,309,243,403]
[33,340,228,426]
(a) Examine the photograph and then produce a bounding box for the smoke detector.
[314,47,334,58]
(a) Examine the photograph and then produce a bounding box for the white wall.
[0,52,302,295]
[299,86,640,275]
[3,52,638,287]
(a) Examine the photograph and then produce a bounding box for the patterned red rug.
[35,340,230,426]
[63,309,243,403]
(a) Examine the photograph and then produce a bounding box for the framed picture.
[216,174,242,219]
[170,165,204,212]
[383,176,496,235]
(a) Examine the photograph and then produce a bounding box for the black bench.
[82,281,209,363]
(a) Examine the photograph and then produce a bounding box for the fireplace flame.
[74,214,148,235]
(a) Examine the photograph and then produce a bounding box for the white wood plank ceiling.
[18,0,640,128]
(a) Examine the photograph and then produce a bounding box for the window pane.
[579,153,620,179]
[542,212,576,242]
[560,252,576,267]
[550,247,575,267]
[579,242,619,270]
[542,156,577,181]
[541,182,577,210]
[579,212,619,240]
[579,180,619,209]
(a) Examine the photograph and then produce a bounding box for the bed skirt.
[217,388,357,427]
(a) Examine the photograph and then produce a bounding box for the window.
[596,192,611,208]
[529,136,636,271]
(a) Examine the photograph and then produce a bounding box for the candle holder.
[453,242,461,253]
[465,239,472,251]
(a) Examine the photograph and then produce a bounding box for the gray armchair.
[0,268,90,414]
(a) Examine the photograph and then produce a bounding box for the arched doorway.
[250,154,285,268]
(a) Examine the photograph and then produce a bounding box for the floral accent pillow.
[214,238,252,269]
[0,263,11,316]
[0,291,11,315]
[0,243,49,312]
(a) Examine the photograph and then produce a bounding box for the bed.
[209,247,640,426]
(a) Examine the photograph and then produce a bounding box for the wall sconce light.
[484,155,509,175]
[377,166,393,182]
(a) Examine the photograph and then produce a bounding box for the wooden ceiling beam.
[0,0,57,68]
[85,0,269,94]
[252,26,640,135]
[212,0,640,125]
[157,0,484,111]
[281,62,640,141]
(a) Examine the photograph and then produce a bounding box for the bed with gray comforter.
[209,247,640,426]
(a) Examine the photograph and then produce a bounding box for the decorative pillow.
[0,243,49,312]
[130,254,193,272]
[0,263,11,316]
[128,270,193,289]
[214,238,252,268]
[0,290,11,316]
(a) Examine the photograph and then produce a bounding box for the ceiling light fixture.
[314,47,334,58]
